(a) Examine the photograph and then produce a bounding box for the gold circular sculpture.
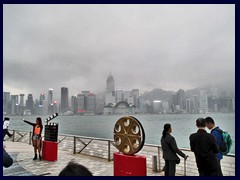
[113,116,145,155]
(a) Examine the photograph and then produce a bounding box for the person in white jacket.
[3,117,12,141]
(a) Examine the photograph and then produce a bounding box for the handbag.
[164,138,181,164]
[175,157,180,164]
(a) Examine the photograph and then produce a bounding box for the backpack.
[216,129,233,155]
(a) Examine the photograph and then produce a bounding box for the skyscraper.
[105,72,115,105]
[26,94,34,115]
[105,72,115,95]
[77,94,85,113]
[48,88,53,114]
[3,92,11,115]
[19,94,25,115]
[61,87,69,113]
[48,88,53,105]
[132,89,140,108]
[39,93,45,105]
[86,93,96,114]
[11,95,19,115]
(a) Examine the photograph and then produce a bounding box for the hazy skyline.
[3,4,235,100]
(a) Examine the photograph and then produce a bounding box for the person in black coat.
[189,118,219,176]
[161,123,188,176]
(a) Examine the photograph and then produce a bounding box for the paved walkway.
[3,141,164,176]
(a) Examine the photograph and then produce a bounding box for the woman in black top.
[161,123,188,176]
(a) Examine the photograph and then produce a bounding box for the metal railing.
[7,129,235,176]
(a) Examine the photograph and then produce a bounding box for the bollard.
[152,155,158,172]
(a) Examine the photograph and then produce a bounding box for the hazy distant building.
[210,87,219,98]
[192,95,200,113]
[42,100,48,115]
[105,72,115,94]
[139,96,147,113]
[153,100,162,113]
[53,100,58,113]
[199,90,208,113]
[3,92,11,115]
[162,100,170,114]
[132,89,140,108]
[185,98,193,113]
[61,87,69,113]
[19,94,25,115]
[71,96,77,114]
[77,94,85,114]
[105,72,115,105]
[177,89,185,111]
[39,93,45,105]
[48,88,53,114]
[35,100,42,115]
[48,88,53,105]
[11,95,19,115]
[86,93,96,114]
[26,94,34,115]
[116,89,123,103]
[218,97,234,112]
[123,91,133,104]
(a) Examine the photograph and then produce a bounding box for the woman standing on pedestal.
[23,117,43,160]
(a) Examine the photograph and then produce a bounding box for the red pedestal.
[42,140,58,161]
[114,152,146,176]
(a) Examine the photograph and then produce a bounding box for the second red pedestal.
[113,152,146,176]
[42,140,58,161]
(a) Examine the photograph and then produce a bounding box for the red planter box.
[42,140,58,161]
[114,152,146,176]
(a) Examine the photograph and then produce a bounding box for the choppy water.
[7,113,235,154]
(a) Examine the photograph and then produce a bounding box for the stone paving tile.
[14,150,164,176]
[3,153,35,176]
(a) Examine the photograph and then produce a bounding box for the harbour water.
[8,113,235,154]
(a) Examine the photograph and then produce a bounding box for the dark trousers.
[217,160,223,176]
[3,129,12,140]
[164,160,176,176]
[198,163,218,176]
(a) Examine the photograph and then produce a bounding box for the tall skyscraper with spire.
[105,72,115,105]
[48,88,54,114]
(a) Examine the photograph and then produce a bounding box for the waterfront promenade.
[3,130,235,176]
[3,141,163,176]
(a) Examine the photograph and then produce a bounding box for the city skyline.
[3,4,235,100]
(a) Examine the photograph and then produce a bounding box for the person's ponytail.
[162,123,171,138]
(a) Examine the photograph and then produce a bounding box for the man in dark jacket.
[189,118,219,176]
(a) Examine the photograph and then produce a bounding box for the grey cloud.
[3,4,235,100]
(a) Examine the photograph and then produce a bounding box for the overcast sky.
[3,4,235,101]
